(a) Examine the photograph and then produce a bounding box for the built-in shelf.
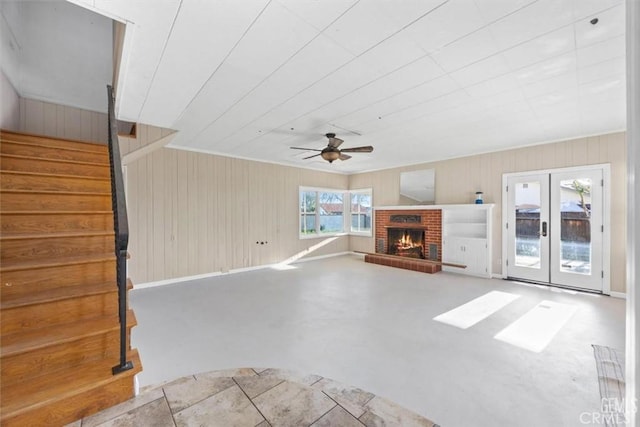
[442,204,493,278]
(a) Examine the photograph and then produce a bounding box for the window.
[299,187,372,238]
[300,190,317,235]
[319,191,344,234]
[350,189,372,234]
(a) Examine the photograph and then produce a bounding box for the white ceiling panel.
[528,87,579,110]
[138,0,269,127]
[449,54,511,87]
[404,0,485,53]
[356,32,426,75]
[578,57,625,86]
[9,0,627,174]
[579,76,625,100]
[321,1,410,56]
[234,57,386,134]
[488,0,574,51]
[275,0,358,31]
[73,0,181,120]
[576,34,626,69]
[472,0,537,24]
[474,88,527,110]
[574,4,624,49]
[513,52,576,86]
[521,72,578,99]
[464,73,521,98]
[188,34,355,147]
[431,28,500,72]
[330,75,460,130]
[571,0,624,21]
[282,55,446,133]
[172,2,320,146]
[500,26,575,71]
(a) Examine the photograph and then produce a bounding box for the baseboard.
[289,251,354,263]
[133,271,225,290]
[609,291,627,299]
[132,251,356,290]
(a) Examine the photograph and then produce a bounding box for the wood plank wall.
[0,71,20,130]
[125,147,349,284]
[19,97,109,144]
[348,132,627,293]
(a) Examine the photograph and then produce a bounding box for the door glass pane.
[559,178,591,275]
[514,182,541,268]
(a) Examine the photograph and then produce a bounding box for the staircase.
[0,129,141,426]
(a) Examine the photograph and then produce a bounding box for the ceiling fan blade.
[327,137,344,148]
[302,153,322,160]
[290,146,322,151]
[340,145,374,153]
[339,153,352,161]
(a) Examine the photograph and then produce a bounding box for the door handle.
[540,221,547,237]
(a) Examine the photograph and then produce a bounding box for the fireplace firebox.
[387,228,425,259]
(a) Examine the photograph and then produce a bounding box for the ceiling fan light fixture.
[321,150,340,162]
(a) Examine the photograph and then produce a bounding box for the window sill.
[350,231,373,237]
[299,232,368,240]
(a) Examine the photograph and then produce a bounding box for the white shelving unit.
[442,204,493,278]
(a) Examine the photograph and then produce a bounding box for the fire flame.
[397,231,420,249]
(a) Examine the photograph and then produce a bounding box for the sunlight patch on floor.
[494,300,577,352]
[271,236,342,270]
[433,291,521,329]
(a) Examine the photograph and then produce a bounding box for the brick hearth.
[364,253,441,273]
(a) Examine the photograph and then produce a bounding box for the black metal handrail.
[107,85,133,375]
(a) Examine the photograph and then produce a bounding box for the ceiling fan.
[290,133,373,163]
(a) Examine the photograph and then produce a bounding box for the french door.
[504,166,607,292]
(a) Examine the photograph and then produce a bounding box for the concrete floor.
[130,254,625,427]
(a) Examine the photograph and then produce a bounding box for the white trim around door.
[502,164,611,294]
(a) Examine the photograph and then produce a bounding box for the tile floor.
[70,368,437,426]
[125,254,625,427]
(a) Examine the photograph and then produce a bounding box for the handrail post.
[107,85,133,375]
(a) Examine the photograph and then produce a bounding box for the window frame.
[349,188,373,237]
[298,186,373,239]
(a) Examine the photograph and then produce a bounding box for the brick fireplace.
[364,207,442,273]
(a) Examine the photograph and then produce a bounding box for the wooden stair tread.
[0,189,110,196]
[1,211,113,236]
[0,279,132,310]
[0,153,109,167]
[0,349,141,420]
[0,252,115,272]
[0,139,109,155]
[0,230,114,240]
[1,210,112,215]
[0,170,110,181]
[1,309,136,357]
[0,130,108,151]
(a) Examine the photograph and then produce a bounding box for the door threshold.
[505,277,603,295]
